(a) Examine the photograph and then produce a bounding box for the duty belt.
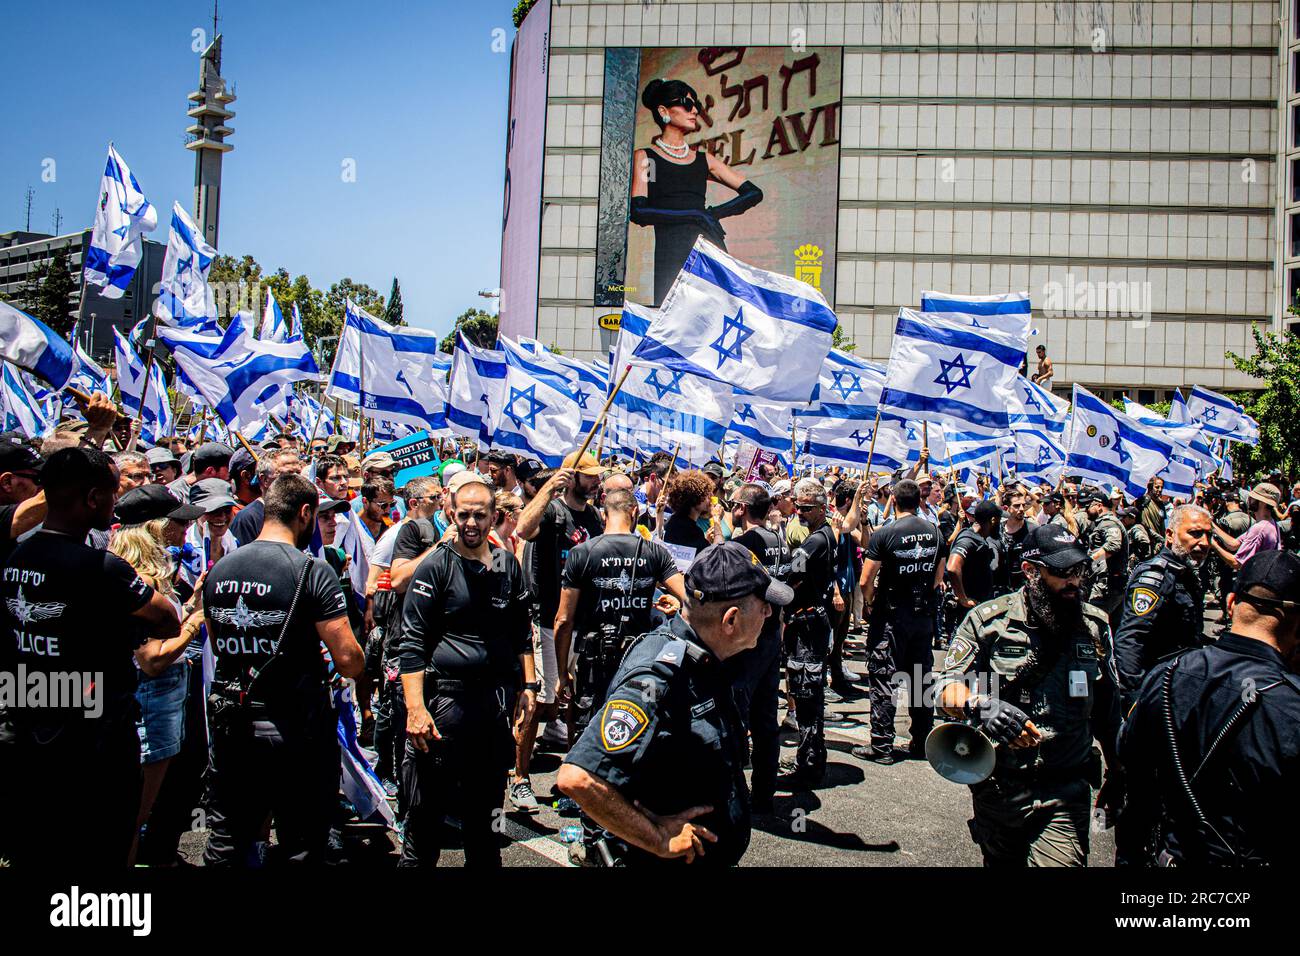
[423,673,503,695]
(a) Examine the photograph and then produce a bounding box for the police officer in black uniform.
[1113,503,1212,708]
[396,477,534,867]
[557,542,793,866]
[728,482,791,812]
[1118,550,1300,866]
[1080,486,1128,627]
[857,479,947,764]
[202,474,364,866]
[781,478,840,786]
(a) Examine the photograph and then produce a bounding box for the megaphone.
[924,721,996,785]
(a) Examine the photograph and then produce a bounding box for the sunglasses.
[795,503,821,513]
[667,96,701,113]
[1041,561,1088,579]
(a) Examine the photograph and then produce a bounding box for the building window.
[1137,388,1156,405]
[1289,267,1300,310]
[1292,214,1300,258]
[1293,159,1300,203]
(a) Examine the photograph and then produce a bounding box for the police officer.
[935,524,1122,867]
[1080,486,1128,626]
[396,477,534,867]
[1113,504,1212,708]
[1119,507,1151,571]
[856,479,947,764]
[1118,551,1300,866]
[557,541,793,866]
[728,482,791,813]
[202,474,363,866]
[781,478,840,786]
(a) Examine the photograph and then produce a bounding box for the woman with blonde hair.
[110,485,204,866]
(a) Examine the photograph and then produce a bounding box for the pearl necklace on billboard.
[654,138,690,159]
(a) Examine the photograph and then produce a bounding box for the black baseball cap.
[515,458,545,483]
[115,484,204,525]
[1233,550,1300,611]
[316,494,352,515]
[1044,491,1066,507]
[0,437,42,473]
[1022,524,1089,570]
[685,541,794,606]
[229,447,257,479]
[973,500,1003,524]
[191,441,234,474]
[1076,486,1106,506]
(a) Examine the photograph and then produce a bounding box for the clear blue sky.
[0,0,518,338]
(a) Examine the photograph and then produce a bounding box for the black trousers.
[398,688,514,868]
[572,636,624,740]
[3,724,140,867]
[783,612,830,780]
[203,712,339,866]
[733,625,782,805]
[868,608,936,754]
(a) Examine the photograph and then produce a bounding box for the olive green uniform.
[933,590,1122,867]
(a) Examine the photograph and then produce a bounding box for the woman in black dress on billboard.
[630,78,764,306]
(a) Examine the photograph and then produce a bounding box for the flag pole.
[197,407,209,444]
[230,428,261,462]
[572,364,632,462]
[128,323,159,451]
[862,407,883,475]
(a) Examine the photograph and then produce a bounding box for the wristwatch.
[524,681,541,693]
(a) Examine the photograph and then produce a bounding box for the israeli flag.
[609,302,735,466]
[729,399,794,460]
[1067,385,1176,499]
[187,415,230,444]
[1123,397,1217,477]
[287,392,335,439]
[112,328,173,444]
[161,313,320,432]
[946,429,1013,472]
[524,345,606,437]
[1012,427,1066,483]
[0,362,54,438]
[153,203,220,332]
[327,302,447,435]
[259,289,288,343]
[920,289,1032,335]
[84,144,157,299]
[1168,388,1191,424]
[881,304,1031,435]
[447,332,506,450]
[1009,374,1068,435]
[334,684,396,827]
[70,342,109,395]
[1186,385,1256,444]
[631,238,835,403]
[803,413,938,474]
[493,338,583,466]
[794,349,886,422]
[0,301,77,390]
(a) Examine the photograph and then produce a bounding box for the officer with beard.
[935,524,1122,867]
[1113,504,1212,709]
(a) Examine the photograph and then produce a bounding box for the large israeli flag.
[920,289,1032,335]
[161,313,320,432]
[0,301,77,391]
[326,302,446,435]
[528,345,606,437]
[802,412,941,474]
[446,332,506,450]
[112,328,173,444]
[1012,427,1066,483]
[610,301,735,466]
[1123,397,1217,477]
[793,349,885,422]
[631,238,835,403]
[1186,385,1256,444]
[1067,385,1176,499]
[880,307,1030,434]
[0,363,54,438]
[728,399,794,460]
[153,203,220,332]
[1009,374,1068,435]
[70,342,109,395]
[493,338,582,466]
[84,144,157,299]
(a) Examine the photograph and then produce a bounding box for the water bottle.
[558,824,583,844]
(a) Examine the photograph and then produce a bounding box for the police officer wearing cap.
[1118,551,1300,866]
[934,524,1122,867]
[1079,487,1128,626]
[1113,504,1212,709]
[557,542,794,866]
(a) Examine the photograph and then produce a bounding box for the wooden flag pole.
[862,407,883,476]
[198,407,209,444]
[230,428,261,462]
[572,364,633,462]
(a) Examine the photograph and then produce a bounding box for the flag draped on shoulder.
[630,238,835,403]
[153,202,220,332]
[879,306,1030,434]
[493,337,582,466]
[0,301,77,390]
[1067,385,1176,499]
[84,144,157,299]
[326,302,446,435]
[447,332,506,450]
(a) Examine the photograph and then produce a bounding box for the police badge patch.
[944,636,976,671]
[1131,587,1159,616]
[600,699,649,752]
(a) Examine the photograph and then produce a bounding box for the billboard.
[497,0,551,340]
[595,46,842,310]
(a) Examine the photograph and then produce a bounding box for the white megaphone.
[924,721,996,785]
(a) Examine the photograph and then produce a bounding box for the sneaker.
[838,667,859,683]
[851,745,901,765]
[824,686,844,704]
[510,779,540,813]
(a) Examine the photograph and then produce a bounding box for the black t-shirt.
[204,541,348,717]
[788,522,837,613]
[999,521,1031,594]
[229,499,264,547]
[392,517,438,564]
[395,543,531,684]
[951,528,999,605]
[2,530,154,729]
[0,504,18,568]
[734,526,790,646]
[561,532,679,638]
[865,514,947,611]
[533,499,604,622]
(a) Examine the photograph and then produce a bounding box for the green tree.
[513,0,538,28]
[16,247,77,337]
[385,277,404,326]
[325,278,385,327]
[440,308,499,353]
[831,323,856,352]
[1226,326,1299,478]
